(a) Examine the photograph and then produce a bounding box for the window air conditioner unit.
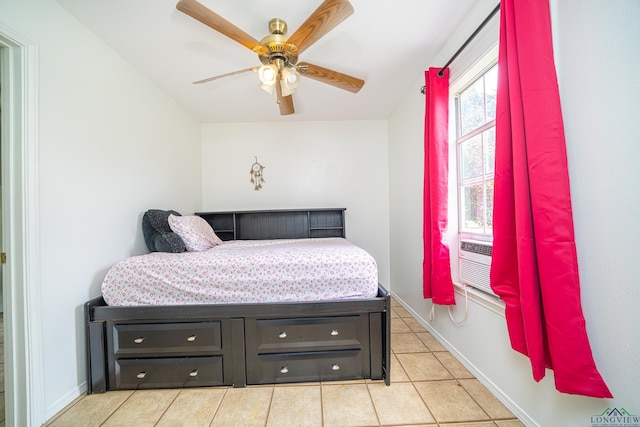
[459,239,499,298]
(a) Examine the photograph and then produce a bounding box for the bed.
[85,208,390,393]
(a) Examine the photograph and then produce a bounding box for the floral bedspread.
[101,238,379,306]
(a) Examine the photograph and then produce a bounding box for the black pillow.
[142,209,186,253]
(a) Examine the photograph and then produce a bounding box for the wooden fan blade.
[176,0,268,55]
[298,62,364,93]
[286,0,354,55]
[193,67,258,84]
[275,78,295,115]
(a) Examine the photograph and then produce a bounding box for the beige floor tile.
[495,419,525,426]
[267,386,322,427]
[368,382,435,425]
[277,381,322,387]
[459,379,516,420]
[321,379,365,385]
[396,353,453,381]
[392,332,429,353]
[394,306,413,318]
[391,317,412,333]
[389,425,437,427]
[434,351,475,379]
[416,331,447,352]
[414,380,491,423]
[102,389,179,427]
[321,383,379,427]
[46,391,133,427]
[440,423,497,427]
[404,317,428,333]
[156,388,226,427]
[389,354,411,383]
[211,387,273,427]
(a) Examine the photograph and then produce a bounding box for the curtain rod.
[421,3,500,94]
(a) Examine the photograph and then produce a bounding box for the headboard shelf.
[196,208,346,241]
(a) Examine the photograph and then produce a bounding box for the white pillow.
[168,214,223,252]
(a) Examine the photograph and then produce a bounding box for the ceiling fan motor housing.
[258,18,299,68]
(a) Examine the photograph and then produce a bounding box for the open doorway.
[0,80,4,426]
[1,46,6,427]
[0,24,43,425]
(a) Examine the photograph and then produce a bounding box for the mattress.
[101,238,379,306]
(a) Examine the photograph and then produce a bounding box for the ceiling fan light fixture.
[258,64,277,84]
[258,64,278,94]
[259,82,275,95]
[281,67,300,96]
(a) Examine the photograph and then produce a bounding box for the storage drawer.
[112,322,222,356]
[252,316,363,353]
[247,350,363,385]
[114,356,225,389]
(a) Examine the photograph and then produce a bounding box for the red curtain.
[491,0,612,398]
[423,67,455,305]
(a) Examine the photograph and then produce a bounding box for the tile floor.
[43,300,524,426]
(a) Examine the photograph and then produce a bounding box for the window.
[456,64,497,237]
[445,24,499,299]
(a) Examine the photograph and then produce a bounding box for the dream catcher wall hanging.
[250,157,266,190]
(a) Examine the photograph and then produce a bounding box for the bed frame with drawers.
[84,208,390,393]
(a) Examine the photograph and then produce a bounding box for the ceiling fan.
[176,0,365,115]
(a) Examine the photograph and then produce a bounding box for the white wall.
[552,0,640,413]
[201,121,391,288]
[2,0,636,424]
[388,1,640,426]
[1,0,203,421]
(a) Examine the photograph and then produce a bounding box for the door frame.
[0,23,45,426]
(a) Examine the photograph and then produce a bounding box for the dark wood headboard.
[195,208,346,241]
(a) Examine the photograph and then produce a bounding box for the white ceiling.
[57,0,478,123]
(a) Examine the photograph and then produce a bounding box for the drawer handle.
[133,337,145,344]
[278,331,287,339]
[186,335,197,342]
[331,364,341,371]
[189,369,199,377]
[330,329,339,336]
[280,366,289,374]
[136,371,147,379]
